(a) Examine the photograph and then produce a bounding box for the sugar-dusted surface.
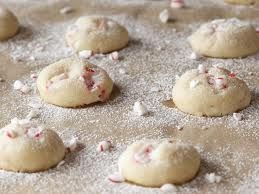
[0,0,259,193]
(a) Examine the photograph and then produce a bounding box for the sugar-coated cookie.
[0,118,65,172]
[37,57,113,107]
[0,5,19,40]
[118,139,200,187]
[65,16,129,53]
[172,65,251,116]
[188,18,259,58]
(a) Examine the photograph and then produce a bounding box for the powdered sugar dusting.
[0,0,259,193]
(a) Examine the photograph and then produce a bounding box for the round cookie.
[188,18,259,58]
[118,139,200,187]
[37,57,114,107]
[0,6,19,41]
[0,118,65,172]
[172,65,251,117]
[65,16,129,53]
[224,0,255,5]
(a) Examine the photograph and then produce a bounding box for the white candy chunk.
[159,9,170,23]
[109,51,119,60]
[13,80,24,90]
[29,56,35,61]
[28,102,42,109]
[160,183,177,192]
[248,72,254,76]
[175,75,180,80]
[66,137,78,152]
[0,77,4,82]
[233,113,243,121]
[205,173,222,183]
[118,68,127,74]
[56,160,66,168]
[30,73,38,80]
[79,50,93,59]
[60,6,74,14]
[170,0,185,9]
[190,80,200,88]
[133,101,149,116]
[215,78,227,89]
[176,125,183,130]
[20,85,31,94]
[108,172,125,183]
[189,52,202,60]
[26,109,40,120]
[198,64,206,74]
[97,140,112,152]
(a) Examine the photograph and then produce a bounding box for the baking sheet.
[0,0,259,193]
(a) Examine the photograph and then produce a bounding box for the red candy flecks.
[229,73,236,78]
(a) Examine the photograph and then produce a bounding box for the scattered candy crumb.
[170,0,185,9]
[60,6,74,14]
[133,101,149,116]
[109,51,119,60]
[205,173,222,183]
[190,52,202,60]
[79,50,93,59]
[108,173,125,183]
[66,137,78,152]
[233,113,243,121]
[97,140,113,152]
[159,9,170,23]
[160,183,177,192]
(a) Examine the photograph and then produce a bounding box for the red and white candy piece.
[109,51,119,61]
[228,72,236,78]
[170,0,185,9]
[215,77,227,89]
[134,145,153,164]
[97,140,113,152]
[5,130,17,138]
[30,73,38,80]
[66,137,78,152]
[107,172,125,183]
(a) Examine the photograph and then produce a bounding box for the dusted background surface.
[0,0,259,193]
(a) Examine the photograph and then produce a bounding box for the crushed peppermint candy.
[189,52,202,60]
[20,85,31,94]
[107,173,125,183]
[5,130,18,138]
[134,145,153,164]
[30,73,38,80]
[170,0,185,9]
[97,140,113,152]
[198,64,207,74]
[66,137,78,152]
[205,173,222,183]
[109,51,119,60]
[60,6,74,14]
[133,101,149,116]
[215,78,227,89]
[233,113,243,121]
[13,80,24,90]
[26,109,40,120]
[190,80,200,88]
[56,160,66,169]
[79,50,93,59]
[160,184,177,192]
[159,9,170,23]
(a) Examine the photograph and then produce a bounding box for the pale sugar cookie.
[118,139,200,187]
[65,16,129,53]
[0,118,65,172]
[172,65,251,116]
[0,5,19,40]
[188,18,259,58]
[37,57,113,107]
